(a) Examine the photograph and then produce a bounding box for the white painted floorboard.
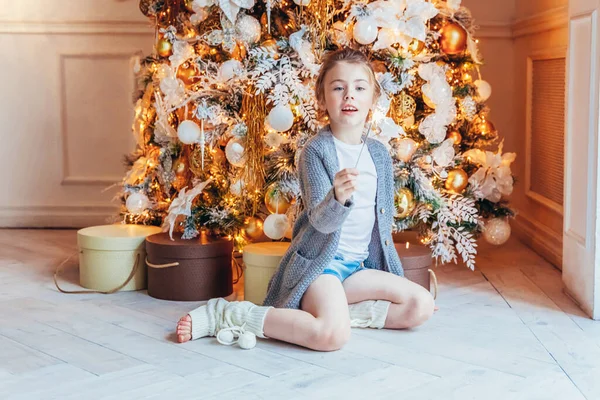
[0,229,598,399]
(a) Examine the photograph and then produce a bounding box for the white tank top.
[332,135,377,261]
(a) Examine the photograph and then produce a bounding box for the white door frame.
[563,0,600,319]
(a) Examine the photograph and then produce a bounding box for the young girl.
[176,48,435,351]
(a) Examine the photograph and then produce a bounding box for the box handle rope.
[54,252,141,294]
[428,269,438,300]
[146,253,244,284]
[145,258,179,269]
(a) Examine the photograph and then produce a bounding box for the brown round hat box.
[145,232,233,301]
[395,245,432,291]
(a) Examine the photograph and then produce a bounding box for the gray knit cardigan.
[262,125,404,309]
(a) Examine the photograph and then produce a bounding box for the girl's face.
[321,61,377,128]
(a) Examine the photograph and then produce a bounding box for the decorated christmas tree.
[121,0,516,269]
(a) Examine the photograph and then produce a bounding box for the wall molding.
[58,52,136,187]
[0,205,120,228]
[476,22,513,39]
[512,212,563,269]
[0,12,567,39]
[2,19,512,38]
[0,7,569,39]
[0,20,153,35]
[62,177,121,186]
[512,6,569,38]
[524,48,567,215]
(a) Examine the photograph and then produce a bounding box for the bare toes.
[176,315,193,343]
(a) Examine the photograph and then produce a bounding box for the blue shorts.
[322,254,366,282]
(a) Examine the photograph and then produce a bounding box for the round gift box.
[145,232,235,301]
[242,242,290,304]
[393,242,433,291]
[77,224,161,292]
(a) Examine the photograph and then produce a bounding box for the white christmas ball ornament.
[225,139,245,167]
[293,0,311,5]
[474,80,492,102]
[238,331,257,349]
[218,59,243,82]
[263,214,289,240]
[353,18,378,45]
[177,120,201,144]
[235,15,261,44]
[396,138,418,162]
[267,105,294,132]
[126,192,149,214]
[483,218,511,245]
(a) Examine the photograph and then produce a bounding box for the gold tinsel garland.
[304,0,336,53]
[241,91,267,216]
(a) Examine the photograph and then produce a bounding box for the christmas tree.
[122,0,516,269]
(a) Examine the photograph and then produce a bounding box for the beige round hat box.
[242,242,290,304]
[77,224,162,292]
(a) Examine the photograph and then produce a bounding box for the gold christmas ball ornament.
[445,168,469,193]
[439,22,468,55]
[447,130,462,145]
[243,216,264,240]
[176,61,201,85]
[408,39,425,55]
[261,38,279,52]
[156,36,173,58]
[459,62,476,84]
[265,183,293,214]
[394,187,416,218]
[474,116,496,136]
[483,218,511,245]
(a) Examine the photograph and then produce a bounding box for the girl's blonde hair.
[315,48,382,115]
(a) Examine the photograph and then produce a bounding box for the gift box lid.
[78,224,162,251]
[243,242,290,268]
[146,232,233,260]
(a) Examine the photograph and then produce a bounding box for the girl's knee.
[310,321,351,351]
[406,291,435,328]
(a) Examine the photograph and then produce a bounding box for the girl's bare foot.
[176,315,192,343]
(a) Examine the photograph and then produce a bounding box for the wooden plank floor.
[1,229,599,399]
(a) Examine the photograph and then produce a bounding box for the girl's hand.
[333,168,359,205]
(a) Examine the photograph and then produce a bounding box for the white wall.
[0,0,153,227]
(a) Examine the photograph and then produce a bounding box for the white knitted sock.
[222,301,272,339]
[348,300,391,329]
[188,298,229,340]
